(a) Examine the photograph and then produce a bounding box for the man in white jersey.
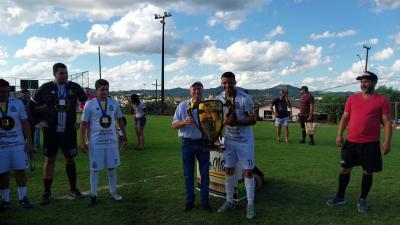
[0,79,34,212]
[80,79,127,207]
[216,72,257,219]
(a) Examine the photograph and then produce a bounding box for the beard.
[361,86,374,94]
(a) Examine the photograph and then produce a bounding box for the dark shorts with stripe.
[340,140,382,173]
[43,128,78,157]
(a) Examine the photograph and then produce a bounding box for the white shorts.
[275,117,289,127]
[224,137,254,170]
[0,149,28,173]
[89,147,120,171]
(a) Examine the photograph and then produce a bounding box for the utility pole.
[151,79,160,112]
[363,44,371,72]
[155,12,172,115]
[98,46,102,79]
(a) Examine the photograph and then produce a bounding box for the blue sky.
[0,0,399,91]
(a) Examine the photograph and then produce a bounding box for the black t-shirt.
[31,81,87,131]
[272,98,290,118]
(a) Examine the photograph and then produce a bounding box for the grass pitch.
[1,115,399,225]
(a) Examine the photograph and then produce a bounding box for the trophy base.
[203,143,225,152]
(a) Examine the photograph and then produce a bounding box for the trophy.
[196,100,225,151]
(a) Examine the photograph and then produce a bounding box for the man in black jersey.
[30,63,87,205]
[271,90,292,143]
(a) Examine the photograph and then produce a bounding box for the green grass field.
[1,115,399,225]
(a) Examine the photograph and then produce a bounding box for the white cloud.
[102,60,155,90]
[165,57,189,72]
[392,59,400,72]
[2,61,56,82]
[15,37,90,61]
[86,5,182,56]
[310,29,358,40]
[0,46,8,66]
[60,22,70,29]
[281,44,328,75]
[266,26,285,39]
[301,76,331,90]
[168,75,197,88]
[392,32,400,47]
[356,38,379,46]
[372,48,394,61]
[328,43,335,49]
[0,1,271,34]
[328,67,334,72]
[371,0,400,12]
[208,11,245,31]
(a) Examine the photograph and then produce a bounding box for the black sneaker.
[183,202,194,212]
[41,192,52,205]
[201,202,212,213]
[19,197,33,209]
[326,196,347,206]
[70,188,82,198]
[88,196,97,207]
[2,200,11,207]
[299,139,305,144]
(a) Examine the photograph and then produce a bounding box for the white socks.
[225,174,235,203]
[1,188,10,202]
[108,169,117,194]
[17,186,27,200]
[245,177,255,205]
[90,170,100,197]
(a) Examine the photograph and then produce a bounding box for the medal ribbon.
[58,85,67,99]
[0,100,9,118]
[97,98,108,117]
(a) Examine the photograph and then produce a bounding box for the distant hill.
[110,84,353,102]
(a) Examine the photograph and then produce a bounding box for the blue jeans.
[35,128,41,147]
[181,138,210,204]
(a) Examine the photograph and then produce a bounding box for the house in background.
[257,101,301,122]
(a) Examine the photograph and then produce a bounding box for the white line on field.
[56,171,180,200]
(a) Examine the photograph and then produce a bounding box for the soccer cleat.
[246,204,256,219]
[183,201,194,212]
[19,197,33,209]
[110,192,123,201]
[357,199,368,213]
[70,188,82,198]
[218,201,233,213]
[88,196,97,207]
[299,139,305,144]
[309,140,315,145]
[326,196,347,206]
[41,193,52,205]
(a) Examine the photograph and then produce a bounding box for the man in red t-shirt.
[79,88,96,111]
[326,71,392,213]
[299,86,315,145]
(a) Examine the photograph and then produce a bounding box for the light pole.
[154,11,172,115]
[98,46,102,79]
[363,44,371,72]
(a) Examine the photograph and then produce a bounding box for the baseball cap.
[356,71,378,81]
[190,81,203,88]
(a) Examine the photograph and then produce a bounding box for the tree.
[315,94,349,123]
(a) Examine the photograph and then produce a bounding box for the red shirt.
[300,93,314,116]
[79,94,96,110]
[345,93,391,143]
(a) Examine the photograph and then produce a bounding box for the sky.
[0,0,399,91]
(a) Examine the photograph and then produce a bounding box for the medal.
[54,85,70,112]
[0,101,15,131]
[97,98,111,128]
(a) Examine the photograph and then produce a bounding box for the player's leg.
[88,148,104,206]
[12,149,32,208]
[284,117,289,143]
[218,139,236,213]
[238,140,256,219]
[275,118,281,142]
[106,146,121,200]
[62,129,80,197]
[299,116,306,143]
[0,151,11,209]
[137,121,145,150]
[41,130,58,205]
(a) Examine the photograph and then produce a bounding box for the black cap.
[300,86,308,91]
[356,71,378,81]
[190,81,203,88]
[20,88,29,93]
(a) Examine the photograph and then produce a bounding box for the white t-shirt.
[0,98,27,151]
[216,90,254,141]
[133,101,146,118]
[81,97,123,149]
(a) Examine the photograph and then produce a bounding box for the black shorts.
[43,128,78,157]
[340,140,382,173]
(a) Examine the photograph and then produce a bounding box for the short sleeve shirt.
[216,90,254,141]
[172,99,203,139]
[300,93,314,117]
[0,98,27,151]
[345,93,391,143]
[134,101,146,118]
[272,98,290,118]
[81,97,123,149]
[32,81,87,131]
